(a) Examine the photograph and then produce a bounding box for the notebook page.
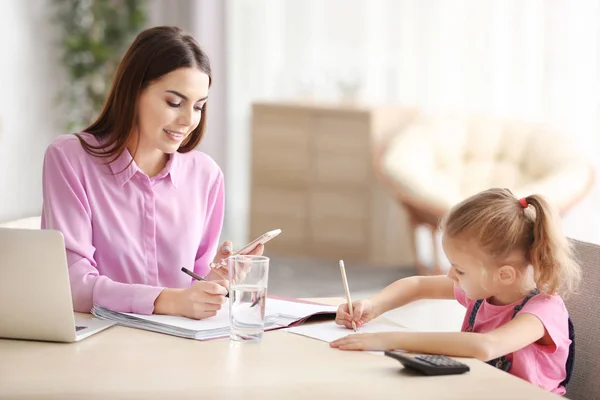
[265,298,337,318]
[286,320,411,343]
[121,307,230,331]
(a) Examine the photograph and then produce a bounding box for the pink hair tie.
[519,198,528,208]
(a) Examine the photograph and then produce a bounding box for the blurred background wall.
[1,0,599,277]
[0,2,64,223]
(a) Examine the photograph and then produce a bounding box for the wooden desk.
[0,298,559,400]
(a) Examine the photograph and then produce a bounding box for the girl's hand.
[335,299,378,329]
[329,332,400,351]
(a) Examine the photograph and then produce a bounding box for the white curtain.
[150,0,235,242]
[226,0,600,249]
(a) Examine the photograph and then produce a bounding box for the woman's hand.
[335,299,379,329]
[206,241,264,281]
[154,280,229,319]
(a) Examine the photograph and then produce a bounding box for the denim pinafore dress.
[465,289,574,387]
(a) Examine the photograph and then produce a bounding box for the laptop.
[0,228,115,342]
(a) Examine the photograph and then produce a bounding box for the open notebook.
[286,320,411,343]
[91,297,337,340]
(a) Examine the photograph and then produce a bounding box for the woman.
[41,26,262,320]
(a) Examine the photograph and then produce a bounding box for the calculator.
[384,351,470,376]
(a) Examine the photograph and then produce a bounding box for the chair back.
[564,239,600,400]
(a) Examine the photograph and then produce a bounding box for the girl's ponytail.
[526,195,581,297]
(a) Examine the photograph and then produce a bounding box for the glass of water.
[228,255,269,342]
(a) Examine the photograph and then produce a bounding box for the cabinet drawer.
[253,113,311,150]
[252,150,311,187]
[308,190,368,220]
[308,189,368,253]
[312,115,372,185]
[251,187,308,217]
[313,153,371,186]
[309,216,368,247]
[252,113,311,186]
[312,115,370,156]
[309,240,368,262]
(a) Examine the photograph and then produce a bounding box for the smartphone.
[234,229,282,255]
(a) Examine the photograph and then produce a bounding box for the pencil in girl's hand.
[339,260,357,332]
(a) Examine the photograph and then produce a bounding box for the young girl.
[331,188,579,395]
[41,26,264,320]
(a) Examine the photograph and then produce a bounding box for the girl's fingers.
[336,310,352,321]
[330,335,355,347]
[353,303,364,321]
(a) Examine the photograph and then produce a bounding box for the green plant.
[52,0,147,131]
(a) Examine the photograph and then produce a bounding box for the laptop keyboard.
[75,325,87,332]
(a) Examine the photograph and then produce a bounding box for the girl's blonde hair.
[441,188,581,297]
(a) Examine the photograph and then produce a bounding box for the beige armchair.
[375,112,595,274]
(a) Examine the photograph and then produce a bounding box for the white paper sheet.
[285,320,411,343]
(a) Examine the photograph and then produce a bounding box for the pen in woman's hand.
[181,267,229,298]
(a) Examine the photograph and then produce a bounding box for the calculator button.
[417,355,463,367]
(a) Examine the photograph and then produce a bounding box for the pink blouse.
[41,133,224,314]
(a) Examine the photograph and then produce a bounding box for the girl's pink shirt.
[454,286,571,395]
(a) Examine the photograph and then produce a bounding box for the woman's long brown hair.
[76,26,212,164]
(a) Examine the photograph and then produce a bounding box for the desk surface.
[0,298,559,400]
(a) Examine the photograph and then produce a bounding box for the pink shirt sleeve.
[41,144,163,314]
[193,170,225,277]
[519,295,571,354]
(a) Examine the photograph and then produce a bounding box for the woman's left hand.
[205,241,264,281]
[329,332,400,351]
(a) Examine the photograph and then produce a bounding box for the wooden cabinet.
[249,101,417,268]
